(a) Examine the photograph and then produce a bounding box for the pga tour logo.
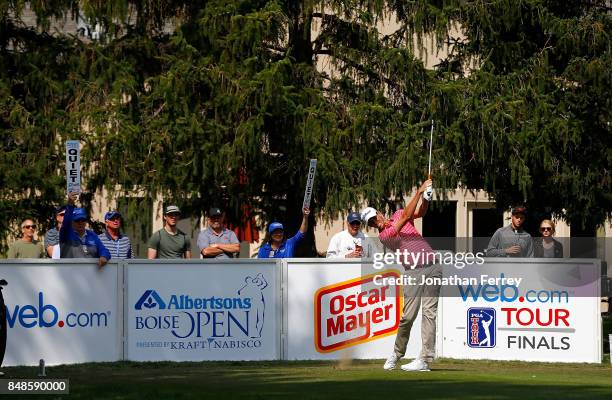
[467,307,496,348]
[315,272,401,353]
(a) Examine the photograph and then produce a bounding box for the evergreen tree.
[402,0,611,229]
[1,1,609,253]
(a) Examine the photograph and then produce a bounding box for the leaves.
[0,0,610,253]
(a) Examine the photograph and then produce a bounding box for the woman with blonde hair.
[533,219,563,258]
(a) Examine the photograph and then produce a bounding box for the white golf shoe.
[400,358,430,372]
[383,353,401,370]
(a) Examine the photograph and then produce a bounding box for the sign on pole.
[65,140,81,194]
[302,159,317,209]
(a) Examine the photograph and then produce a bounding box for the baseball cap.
[208,207,223,217]
[72,208,88,221]
[268,222,284,233]
[511,205,527,216]
[104,210,121,221]
[55,205,67,214]
[164,205,181,215]
[347,212,362,224]
[361,207,377,224]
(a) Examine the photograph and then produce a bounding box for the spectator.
[60,192,110,267]
[197,208,240,259]
[258,208,310,258]
[364,179,440,372]
[99,211,133,259]
[7,218,45,258]
[147,205,192,259]
[485,205,534,257]
[44,206,66,257]
[533,219,563,258]
[326,212,369,258]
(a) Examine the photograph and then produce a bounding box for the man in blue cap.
[59,192,111,267]
[99,210,133,259]
[326,211,369,258]
[258,207,310,258]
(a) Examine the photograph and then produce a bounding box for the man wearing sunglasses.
[485,205,534,257]
[59,192,111,267]
[99,211,133,259]
[7,219,45,258]
[44,206,66,257]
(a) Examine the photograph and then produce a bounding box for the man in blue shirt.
[99,211,133,259]
[60,193,111,267]
[258,207,310,258]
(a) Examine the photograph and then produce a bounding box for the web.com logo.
[6,292,110,329]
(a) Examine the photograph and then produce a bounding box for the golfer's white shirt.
[326,230,369,258]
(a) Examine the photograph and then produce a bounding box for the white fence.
[0,258,602,366]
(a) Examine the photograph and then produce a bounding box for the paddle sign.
[66,140,81,194]
[302,159,317,209]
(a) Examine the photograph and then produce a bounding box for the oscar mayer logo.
[314,271,401,353]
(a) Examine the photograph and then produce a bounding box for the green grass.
[3,358,612,400]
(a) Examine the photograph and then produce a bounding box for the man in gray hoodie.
[486,205,534,257]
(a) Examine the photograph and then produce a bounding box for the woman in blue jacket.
[258,208,310,258]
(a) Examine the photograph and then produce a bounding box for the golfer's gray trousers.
[393,264,442,362]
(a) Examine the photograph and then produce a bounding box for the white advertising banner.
[0,258,602,365]
[125,260,280,361]
[438,259,601,363]
[285,259,426,360]
[0,261,121,366]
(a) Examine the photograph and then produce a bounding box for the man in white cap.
[326,211,370,258]
[362,178,441,372]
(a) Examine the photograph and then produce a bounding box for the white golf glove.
[423,184,433,201]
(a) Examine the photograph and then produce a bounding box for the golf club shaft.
[428,120,434,179]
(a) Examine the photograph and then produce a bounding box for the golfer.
[362,178,441,372]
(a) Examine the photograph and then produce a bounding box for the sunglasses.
[74,218,87,223]
[540,227,552,232]
[22,225,36,229]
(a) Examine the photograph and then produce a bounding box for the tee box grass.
[3,358,612,400]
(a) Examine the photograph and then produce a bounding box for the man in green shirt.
[7,219,45,259]
[147,205,192,259]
